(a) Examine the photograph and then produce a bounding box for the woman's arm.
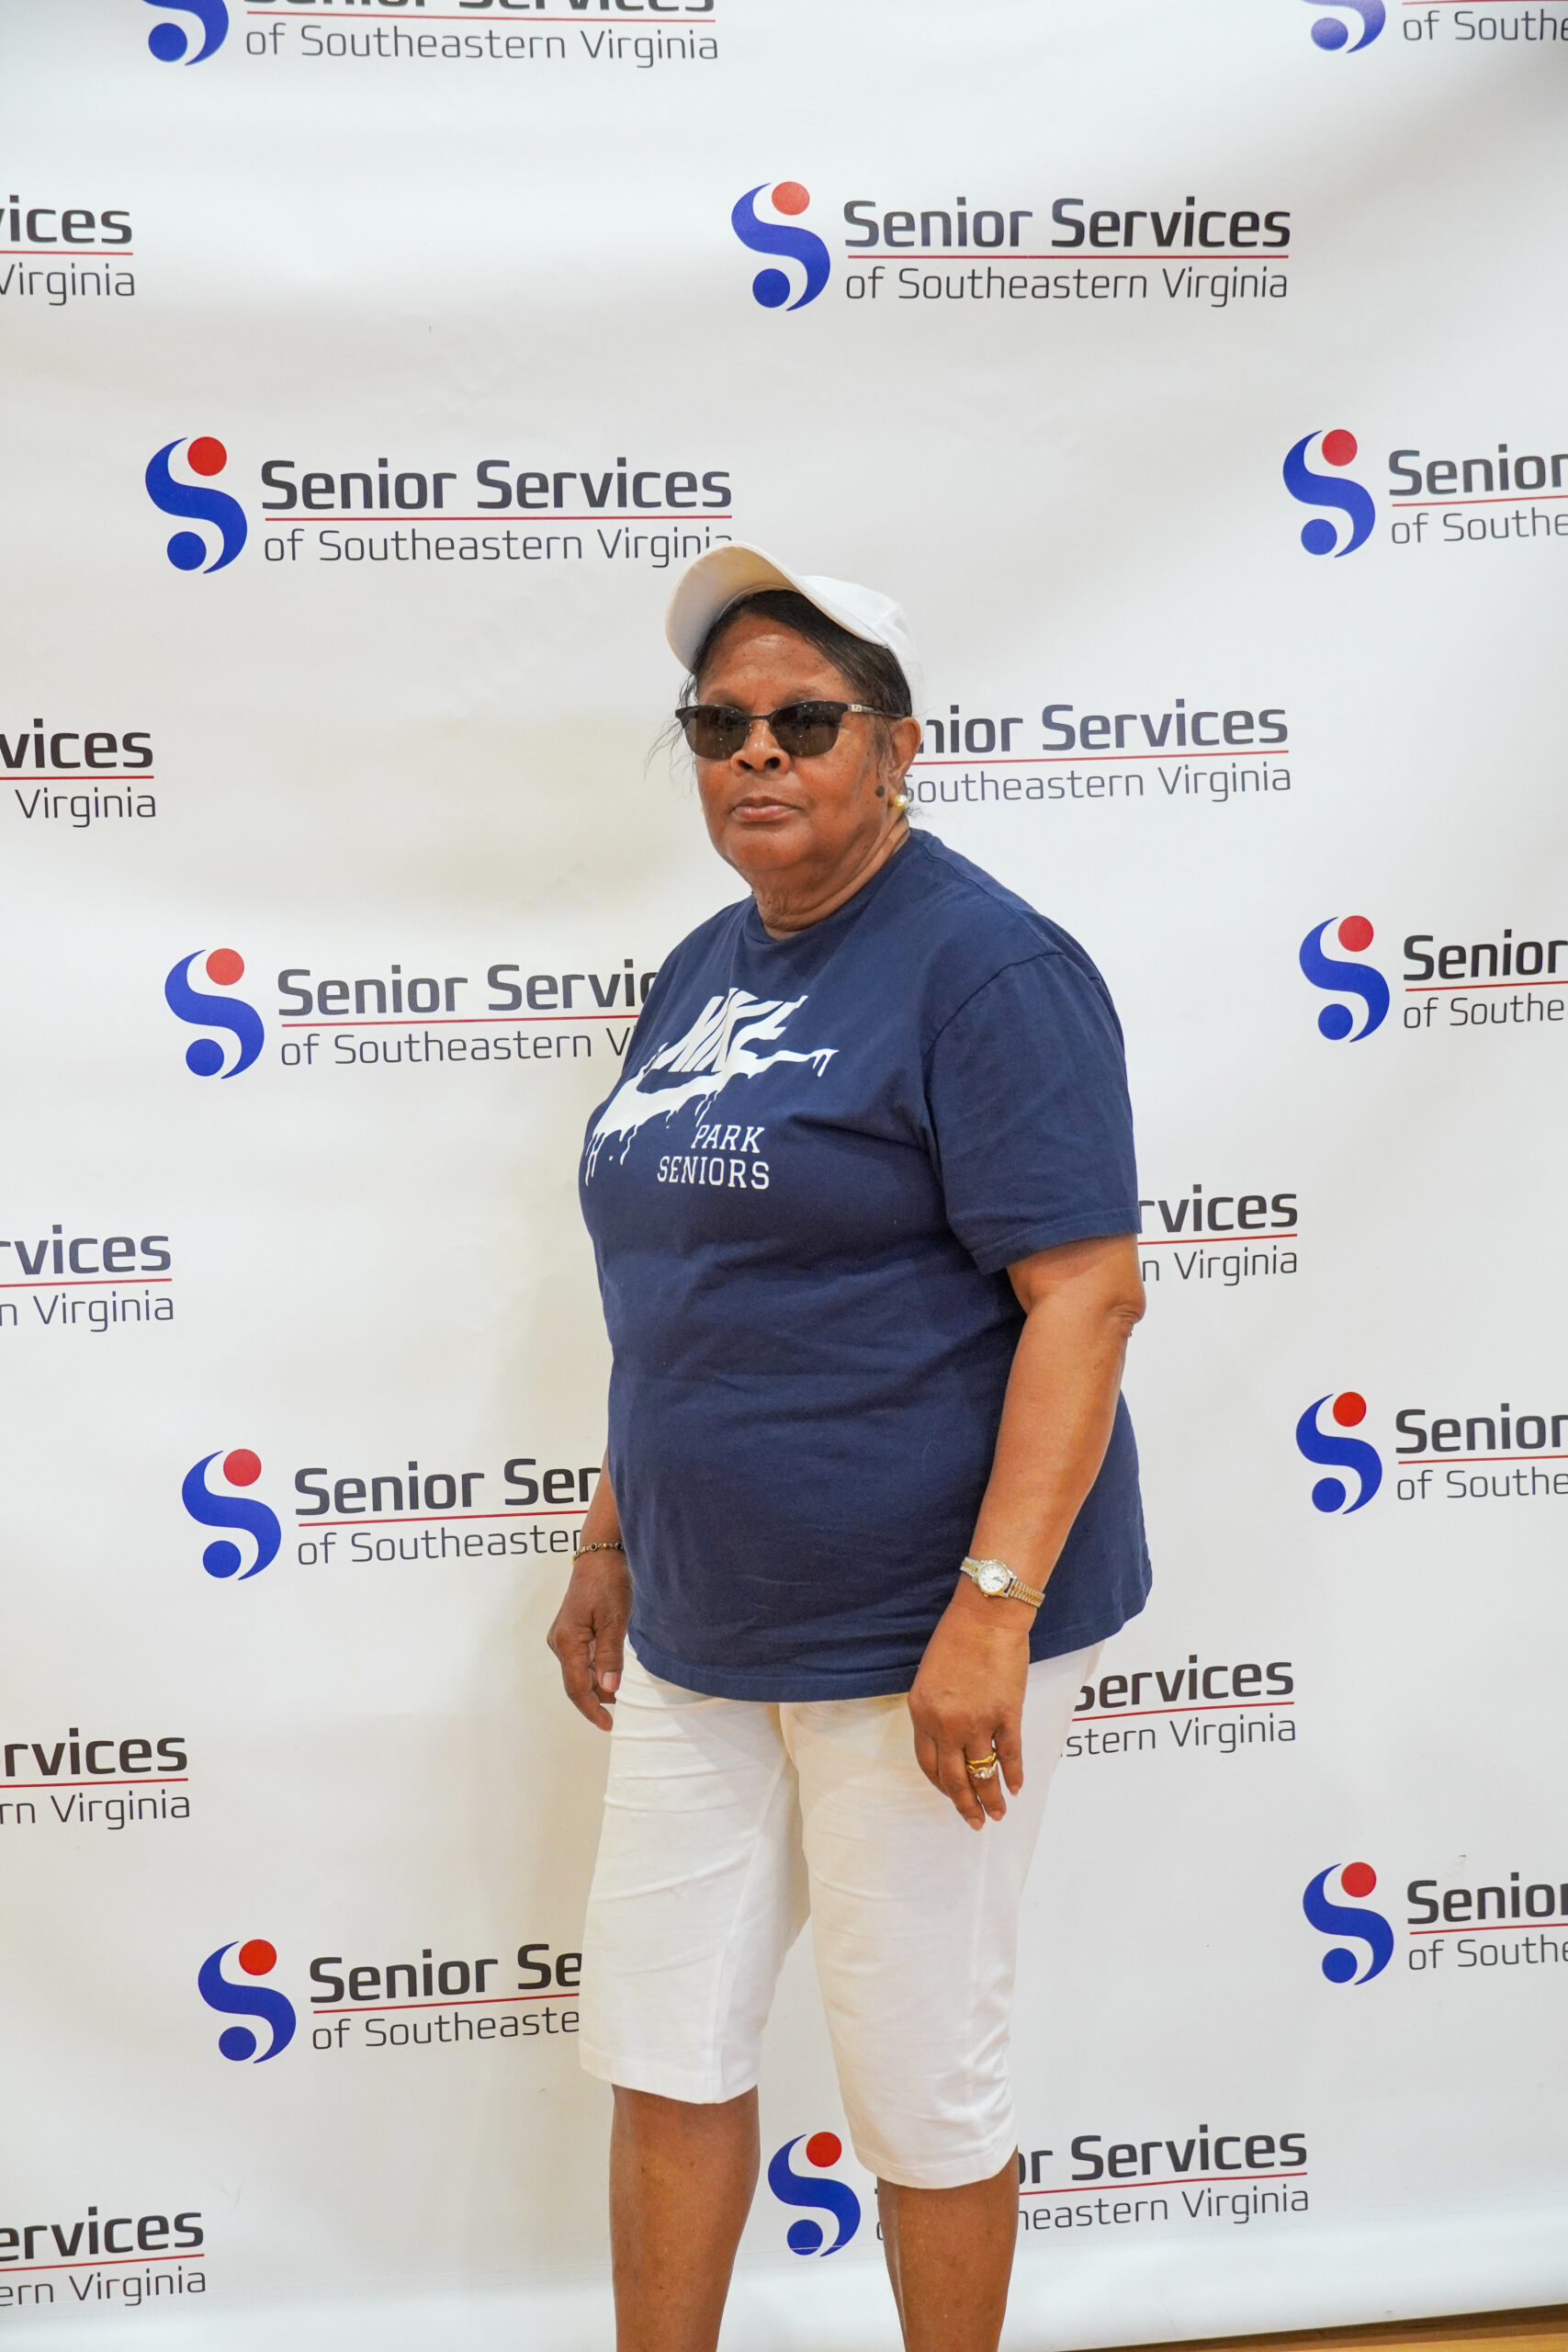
[547,1453,632,1731]
[908,1233,1145,1826]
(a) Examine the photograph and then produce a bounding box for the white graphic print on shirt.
[584,988,837,1177]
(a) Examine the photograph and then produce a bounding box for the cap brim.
[664,540,925,716]
[665,543,817,674]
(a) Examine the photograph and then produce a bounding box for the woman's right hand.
[547,1549,632,1731]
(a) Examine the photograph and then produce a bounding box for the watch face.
[976,1562,1010,1597]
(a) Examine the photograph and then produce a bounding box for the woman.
[549,544,1150,2352]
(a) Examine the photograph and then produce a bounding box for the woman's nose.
[736,719,785,770]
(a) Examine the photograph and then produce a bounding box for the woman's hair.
[685,589,913,718]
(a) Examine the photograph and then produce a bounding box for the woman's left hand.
[907,1579,1032,1827]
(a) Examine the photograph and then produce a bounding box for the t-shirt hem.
[1030,1580,1149,1665]
[966,1211,1140,1278]
[629,1578,1150,1704]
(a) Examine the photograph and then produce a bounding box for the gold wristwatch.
[960,1555,1044,1609]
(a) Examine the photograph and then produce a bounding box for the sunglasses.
[675,700,898,762]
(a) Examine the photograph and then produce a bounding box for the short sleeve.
[925,950,1139,1274]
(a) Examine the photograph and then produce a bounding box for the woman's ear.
[886,715,923,786]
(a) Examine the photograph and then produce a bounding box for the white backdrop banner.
[2,0,1565,2344]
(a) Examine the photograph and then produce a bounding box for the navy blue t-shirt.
[578,831,1150,1701]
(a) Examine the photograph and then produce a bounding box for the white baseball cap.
[665,541,925,716]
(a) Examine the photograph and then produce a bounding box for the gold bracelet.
[572,1540,624,1560]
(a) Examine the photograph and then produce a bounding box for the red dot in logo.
[772,182,810,216]
[1321,429,1358,469]
[1340,1862,1376,1898]
[1332,1393,1367,1428]
[805,2132,841,2168]
[223,1448,263,1487]
[187,435,228,477]
[237,1939,276,1976]
[1337,915,1373,954]
[206,948,244,987]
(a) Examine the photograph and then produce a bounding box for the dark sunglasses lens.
[681,707,747,759]
[772,704,846,758]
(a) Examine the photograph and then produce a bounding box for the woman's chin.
[722,815,812,868]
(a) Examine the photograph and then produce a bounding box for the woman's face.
[692,612,920,898]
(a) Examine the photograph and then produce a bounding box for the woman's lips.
[728,796,799,820]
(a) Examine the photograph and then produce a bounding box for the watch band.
[960,1555,1045,1610]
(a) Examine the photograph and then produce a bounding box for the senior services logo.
[143,0,227,62]
[164,948,265,1077]
[198,1939,296,2060]
[1283,429,1375,555]
[182,1450,281,1580]
[1303,1862,1393,1983]
[1295,1391,1382,1514]
[1303,0,1384,50]
[767,2133,861,2256]
[1299,916,1388,1040]
[732,182,830,311]
[146,436,247,572]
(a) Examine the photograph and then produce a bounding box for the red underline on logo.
[4,1775,188,1792]
[306,1507,581,1528]
[1400,1451,1568,1466]
[1020,2168,1307,2199]
[270,513,730,525]
[9,2253,205,2277]
[1074,1700,1294,1723]
[0,249,135,257]
[912,752,1288,765]
[0,1277,171,1291]
[280,1012,630,1027]
[1391,491,1568,508]
[247,7,717,17]
[1137,1231,1297,1246]
[1410,1921,1553,1936]
[6,772,154,781]
[849,253,1292,265]
[311,1991,570,2014]
[1404,978,1562,992]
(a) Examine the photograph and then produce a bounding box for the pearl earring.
[892,787,911,812]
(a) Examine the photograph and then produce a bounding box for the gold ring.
[965,1750,999,1781]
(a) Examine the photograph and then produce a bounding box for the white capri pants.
[580,1641,1099,2189]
